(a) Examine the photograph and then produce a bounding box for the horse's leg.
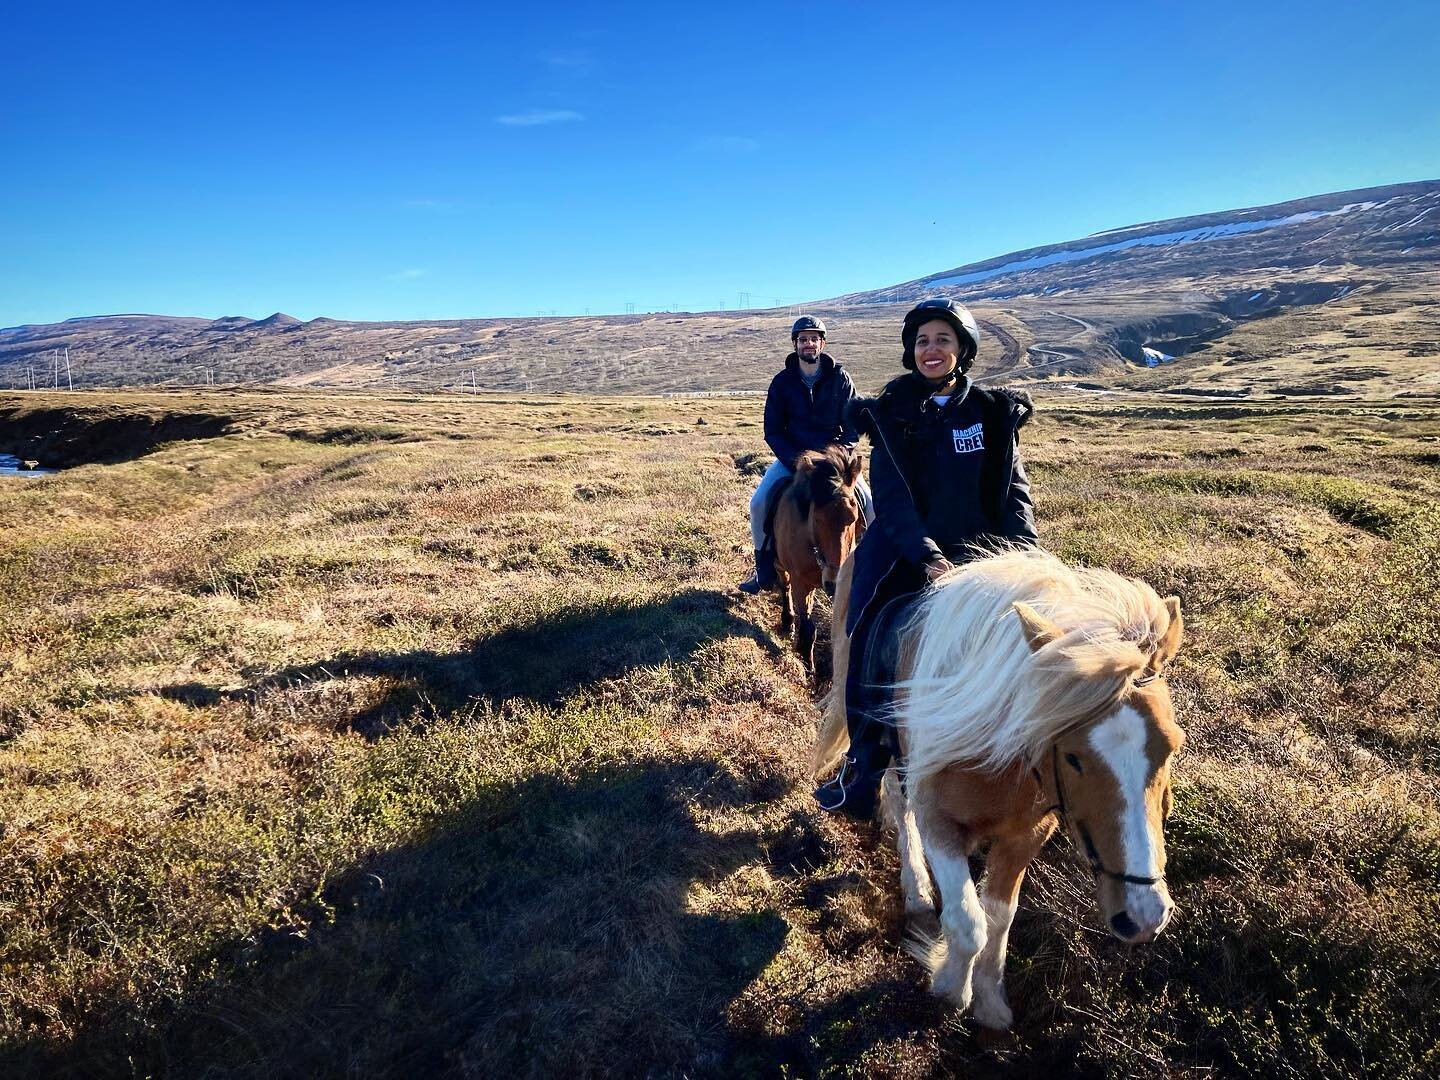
[883,769,936,920]
[908,804,985,1011]
[970,817,1056,1030]
[778,568,794,635]
[810,556,856,776]
[794,579,816,673]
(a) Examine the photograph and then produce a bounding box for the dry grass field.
[1,388,1438,1077]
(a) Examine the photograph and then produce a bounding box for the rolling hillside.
[3,181,1437,399]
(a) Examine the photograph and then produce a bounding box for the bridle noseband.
[1037,671,1167,889]
[806,491,858,578]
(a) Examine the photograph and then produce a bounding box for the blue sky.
[4,1,1439,326]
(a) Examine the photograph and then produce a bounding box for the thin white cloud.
[693,135,759,155]
[401,199,463,211]
[496,109,584,127]
[543,49,594,72]
[388,268,427,281]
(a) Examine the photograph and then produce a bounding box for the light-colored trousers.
[749,459,874,551]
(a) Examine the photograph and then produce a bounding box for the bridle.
[1037,670,1168,889]
[806,492,858,579]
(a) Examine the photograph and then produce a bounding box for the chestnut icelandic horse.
[813,548,1185,1030]
[772,445,866,674]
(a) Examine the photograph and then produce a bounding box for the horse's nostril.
[1110,911,1141,939]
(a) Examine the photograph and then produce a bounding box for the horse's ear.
[1013,602,1064,652]
[794,451,819,477]
[1155,596,1183,666]
[845,450,863,485]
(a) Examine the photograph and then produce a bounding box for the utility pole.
[65,346,73,389]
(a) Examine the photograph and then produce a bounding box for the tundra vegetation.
[1,389,1437,1077]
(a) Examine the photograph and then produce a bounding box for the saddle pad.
[860,591,924,694]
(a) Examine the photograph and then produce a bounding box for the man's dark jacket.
[845,373,1038,633]
[763,352,860,468]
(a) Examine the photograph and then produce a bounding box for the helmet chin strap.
[917,367,958,392]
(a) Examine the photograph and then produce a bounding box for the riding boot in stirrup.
[737,547,777,595]
[814,732,892,820]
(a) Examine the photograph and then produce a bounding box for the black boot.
[814,724,893,820]
[737,546,777,594]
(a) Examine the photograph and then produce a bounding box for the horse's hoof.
[971,987,1014,1031]
[935,979,973,1013]
[929,963,973,1012]
[975,1024,1019,1055]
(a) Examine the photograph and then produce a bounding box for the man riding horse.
[738,315,874,594]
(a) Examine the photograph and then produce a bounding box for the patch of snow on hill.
[923,202,1382,290]
[1141,347,1176,367]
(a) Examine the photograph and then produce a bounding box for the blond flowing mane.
[896,549,1175,784]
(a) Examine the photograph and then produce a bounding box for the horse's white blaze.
[1089,705,1172,933]
[1088,706,1160,876]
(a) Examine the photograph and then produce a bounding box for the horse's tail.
[811,679,849,778]
[811,553,856,778]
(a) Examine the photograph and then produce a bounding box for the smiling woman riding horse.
[814,547,1185,1029]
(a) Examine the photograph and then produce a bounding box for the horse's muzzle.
[1106,882,1174,943]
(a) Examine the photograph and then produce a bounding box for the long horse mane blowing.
[895,549,1178,784]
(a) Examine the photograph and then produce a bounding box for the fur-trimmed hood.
[846,378,1034,438]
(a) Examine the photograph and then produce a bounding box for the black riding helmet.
[901,298,979,373]
[791,315,827,341]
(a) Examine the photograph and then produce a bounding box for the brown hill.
[2,181,1436,399]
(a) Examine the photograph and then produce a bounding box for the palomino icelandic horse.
[772,445,866,674]
[813,548,1185,1030]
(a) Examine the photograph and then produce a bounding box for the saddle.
[854,590,923,713]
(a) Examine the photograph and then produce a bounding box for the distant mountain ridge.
[832,179,1440,305]
[3,180,1438,399]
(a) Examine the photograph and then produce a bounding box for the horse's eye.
[1065,753,1084,774]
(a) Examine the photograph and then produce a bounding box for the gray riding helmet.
[791,315,827,341]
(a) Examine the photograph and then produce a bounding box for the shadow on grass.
[161,588,781,735]
[7,756,794,1078]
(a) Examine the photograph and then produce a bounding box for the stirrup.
[814,755,879,820]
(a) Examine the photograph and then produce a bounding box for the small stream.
[0,453,57,476]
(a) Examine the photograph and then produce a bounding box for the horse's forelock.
[897,551,1179,782]
[793,445,860,517]
[809,460,844,509]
